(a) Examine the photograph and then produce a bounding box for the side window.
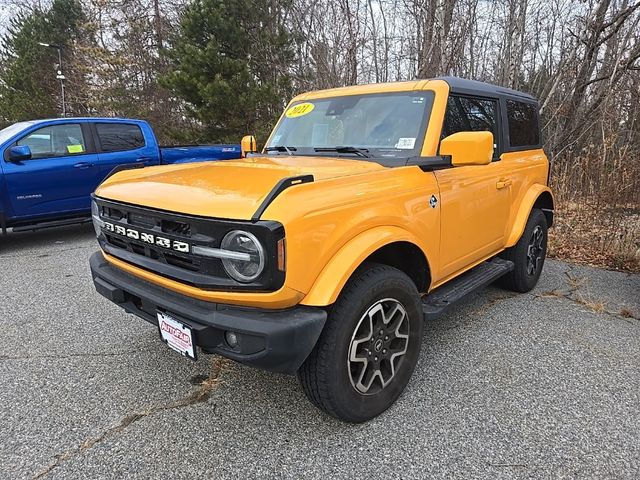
[506,100,540,148]
[17,124,86,159]
[441,96,499,154]
[441,96,468,138]
[96,123,145,153]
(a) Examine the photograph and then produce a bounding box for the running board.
[422,258,514,320]
[11,216,92,233]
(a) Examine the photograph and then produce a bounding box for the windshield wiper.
[264,145,297,155]
[314,146,371,158]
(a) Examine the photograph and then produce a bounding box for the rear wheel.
[498,208,548,292]
[298,263,423,423]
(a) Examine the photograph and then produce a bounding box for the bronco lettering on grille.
[103,221,191,253]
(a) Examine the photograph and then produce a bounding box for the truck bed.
[159,144,241,164]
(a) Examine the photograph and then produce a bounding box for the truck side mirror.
[241,135,257,157]
[440,131,493,166]
[8,145,32,162]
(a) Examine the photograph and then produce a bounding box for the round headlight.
[221,230,265,283]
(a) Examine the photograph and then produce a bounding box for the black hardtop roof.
[435,76,537,102]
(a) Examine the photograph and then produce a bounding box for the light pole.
[38,42,66,117]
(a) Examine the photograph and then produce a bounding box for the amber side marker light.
[277,238,286,271]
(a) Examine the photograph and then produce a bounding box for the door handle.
[136,157,152,162]
[74,162,92,169]
[496,178,512,189]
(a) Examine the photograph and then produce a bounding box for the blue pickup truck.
[0,118,241,234]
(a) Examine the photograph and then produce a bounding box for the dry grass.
[539,289,564,298]
[578,296,607,313]
[548,146,640,273]
[564,272,588,289]
[547,202,640,273]
[620,308,634,318]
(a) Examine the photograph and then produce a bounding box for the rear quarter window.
[96,123,145,152]
[506,100,540,148]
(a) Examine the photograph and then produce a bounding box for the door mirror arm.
[405,156,452,169]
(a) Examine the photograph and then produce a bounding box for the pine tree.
[161,0,296,143]
[0,0,88,126]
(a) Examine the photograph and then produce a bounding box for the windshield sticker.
[286,102,315,118]
[67,144,84,153]
[412,97,425,104]
[395,138,416,149]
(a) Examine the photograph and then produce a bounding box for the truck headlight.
[220,230,265,282]
[91,199,103,237]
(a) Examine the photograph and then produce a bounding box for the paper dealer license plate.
[157,311,196,360]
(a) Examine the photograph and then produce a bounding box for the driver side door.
[435,95,512,279]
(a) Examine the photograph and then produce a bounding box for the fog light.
[225,331,238,348]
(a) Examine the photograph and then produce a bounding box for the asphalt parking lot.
[1,225,638,479]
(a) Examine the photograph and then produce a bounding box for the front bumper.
[90,252,326,373]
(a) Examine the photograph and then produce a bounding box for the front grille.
[128,212,156,229]
[102,205,127,221]
[161,219,191,236]
[94,197,286,291]
[98,203,212,276]
[164,251,199,271]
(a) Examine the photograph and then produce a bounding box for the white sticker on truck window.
[395,138,416,149]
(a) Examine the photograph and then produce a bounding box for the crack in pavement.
[31,356,232,480]
[536,290,640,324]
[533,269,639,324]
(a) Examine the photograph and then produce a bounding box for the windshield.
[266,91,434,163]
[0,122,33,145]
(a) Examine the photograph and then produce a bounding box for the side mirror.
[241,135,257,157]
[8,145,32,162]
[440,131,493,166]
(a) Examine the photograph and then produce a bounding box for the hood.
[95,156,386,220]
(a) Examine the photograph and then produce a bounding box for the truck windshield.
[266,91,435,162]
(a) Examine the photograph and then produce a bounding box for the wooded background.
[1,0,639,270]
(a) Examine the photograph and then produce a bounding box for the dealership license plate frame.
[157,311,197,360]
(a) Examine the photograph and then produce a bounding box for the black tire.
[498,208,548,292]
[298,263,424,423]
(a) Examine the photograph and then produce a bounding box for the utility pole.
[39,42,66,117]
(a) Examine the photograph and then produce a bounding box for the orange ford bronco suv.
[90,77,553,422]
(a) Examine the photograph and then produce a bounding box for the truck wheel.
[298,263,423,423]
[498,208,548,293]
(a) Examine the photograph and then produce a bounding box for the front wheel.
[298,263,424,423]
[498,208,548,292]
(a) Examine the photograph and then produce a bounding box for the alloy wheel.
[347,298,410,395]
[526,225,544,275]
